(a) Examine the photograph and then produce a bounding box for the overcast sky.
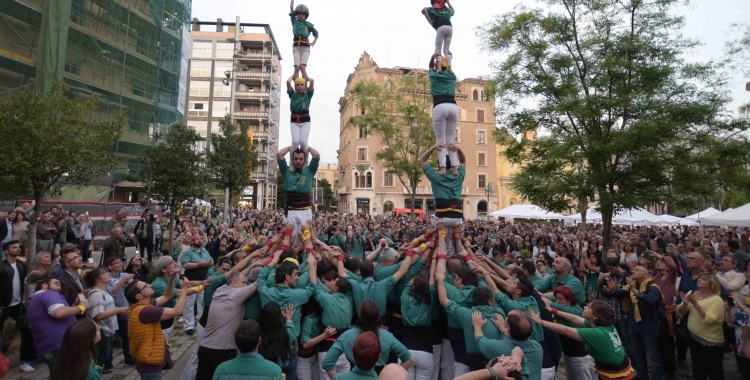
[192,0,750,164]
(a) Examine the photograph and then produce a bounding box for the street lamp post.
[485,183,493,220]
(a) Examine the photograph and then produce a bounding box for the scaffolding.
[0,0,192,175]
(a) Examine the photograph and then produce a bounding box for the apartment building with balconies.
[187,18,281,209]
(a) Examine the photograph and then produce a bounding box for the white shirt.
[10,262,21,306]
[717,270,745,301]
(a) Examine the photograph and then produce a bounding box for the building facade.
[187,18,281,209]
[336,52,498,219]
[0,0,192,201]
[315,163,339,210]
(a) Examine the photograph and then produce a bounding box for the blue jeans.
[42,350,59,371]
[631,329,662,380]
[97,334,113,366]
[117,314,134,362]
[81,239,92,262]
[616,319,634,359]
[282,347,298,380]
[140,372,163,380]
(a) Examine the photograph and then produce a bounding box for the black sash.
[435,198,463,219]
[433,95,456,107]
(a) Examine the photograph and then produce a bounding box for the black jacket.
[0,259,27,308]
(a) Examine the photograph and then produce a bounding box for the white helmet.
[295,4,310,18]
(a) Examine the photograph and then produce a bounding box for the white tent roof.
[563,206,677,226]
[563,207,603,223]
[685,207,722,221]
[701,203,750,227]
[654,214,701,226]
[489,204,564,219]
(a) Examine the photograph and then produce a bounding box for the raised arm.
[422,7,433,25]
[290,0,294,12]
[419,142,443,167]
[526,306,582,341]
[308,146,320,158]
[307,77,315,92]
[161,278,191,321]
[436,249,450,307]
[456,146,466,166]
[392,250,416,282]
[277,146,291,160]
[429,52,440,70]
[155,275,177,307]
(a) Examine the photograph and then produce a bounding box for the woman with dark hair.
[297,298,331,380]
[259,302,297,379]
[49,318,103,380]
[540,286,595,380]
[526,301,634,380]
[580,250,604,304]
[321,300,413,378]
[400,268,438,380]
[205,226,218,261]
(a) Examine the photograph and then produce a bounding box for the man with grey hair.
[150,256,211,342]
[536,257,585,305]
[101,226,135,266]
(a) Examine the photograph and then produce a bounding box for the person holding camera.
[105,255,137,366]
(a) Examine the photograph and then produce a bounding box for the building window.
[192,42,212,58]
[354,172,360,188]
[383,171,394,187]
[358,148,367,161]
[455,128,461,143]
[215,43,234,59]
[189,81,210,97]
[478,174,487,189]
[385,80,393,92]
[477,130,486,145]
[360,173,366,188]
[366,172,372,188]
[481,90,488,102]
[214,62,233,78]
[473,89,479,101]
[477,110,485,123]
[478,152,487,166]
[358,126,367,139]
[190,60,212,77]
[213,84,231,97]
[189,102,208,117]
[458,108,463,121]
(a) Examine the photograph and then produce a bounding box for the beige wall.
[336,52,499,218]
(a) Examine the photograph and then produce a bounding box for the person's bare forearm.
[277,146,291,159]
[401,358,413,370]
[456,147,466,165]
[308,146,320,158]
[419,145,439,167]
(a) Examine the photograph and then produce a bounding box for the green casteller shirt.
[446,302,504,355]
[400,283,436,327]
[288,89,314,113]
[289,11,318,38]
[300,314,322,347]
[257,265,315,342]
[476,335,543,380]
[494,292,544,342]
[349,236,366,259]
[87,359,102,380]
[203,274,228,308]
[181,247,212,265]
[428,70,457,98]
[425,7,455,24]
[423,164,465,200]
[321,328,411,371]
[577,319,627,365]
[278,157,319,194]
[443,281,476,329]
[374,258,426,305]
[213,352,283,380]
[332,366,378,380]
[345,275,397,316]
[328,235,346,250]
[538,273,586,306]
[314,288,353,330]
[529,275,546,290]
[584,269,603,293]
[550,302,583,327]
[151,276,180,308]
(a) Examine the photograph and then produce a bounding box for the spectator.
[0,240,36,372]
[135,213,156,262]
[56,243,86,309]
[105,255,136,366]
[180,233,213,336]
[125,254,150,280]
[108,210,124,233]
[0,211,15,247]
[27,278,80,370]
[537,257,585,306]
[652,253,679,379]
[102,227,136,266]
[75,213,95,262]
[26,250,52,298]
[83,267,129,373]
[333,332,381,380]
[600,257,633,360]
[150,256,206,342]
[12,211,29,242]
[212,319,283,379]
[729,240,750,273]
[677,273,725,380]
[124,268,190,380]
[716,255,744,301]
[36,211,58,254]
[49,318,103,380]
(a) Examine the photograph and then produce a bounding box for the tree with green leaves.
[318,178,334,211]
[0,81,124,260]
[482,0,750,248]
[140,123,210,253]
[207,115,259,207]
[349,75,434,217]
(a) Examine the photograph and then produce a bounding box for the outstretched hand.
[471,310,486,328]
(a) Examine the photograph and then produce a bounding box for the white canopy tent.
[685,207,722,222]
[489,204,564,219]
[563,206,681,226]
[701,203,750,227]
[563,207,603,223]
[654,214,701,226]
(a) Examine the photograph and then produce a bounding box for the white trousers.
[403,350,436,380]
[287,209,313,238]
[291,121,311,162]
[435,25,453,67]
[294,46,311,66]
[453,362,470,377]
[297,354,320,380]
[541,367,556,380]
[432,103,459,169]
[431,216,462,257]
[430,345,441,380]
[179,323,205,380]
[440,339,454,380]
[318,351,349,380]
[162,325,174,349]
[182,291,204,331]
[563,354,596,380]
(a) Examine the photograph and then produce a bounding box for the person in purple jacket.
[26,277,82,370]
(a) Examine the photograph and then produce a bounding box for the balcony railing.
[234,111,268,119]
[253,131,269,140]
[235,91,270,100]
[403,186,470,195]
[238,53,273,61]
[236,71,271,80]
[251,172,269,181]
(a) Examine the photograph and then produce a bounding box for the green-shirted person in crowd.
[331,332,381,380]
[287,75,315,165]
[212,319,284,379]
[347,227,366,260]
[150,256,211,342]
[526,301,635,380]
[322,300,413,378]
[400,263,438,380]
[289,0,318,79]
[536,257,586,306]
[470,309,544,380]
[277,145,319,238]
[419,142,466,258]
[308,254,354,380]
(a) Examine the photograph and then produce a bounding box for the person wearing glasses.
[56,243,87,311]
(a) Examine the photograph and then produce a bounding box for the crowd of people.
[1,197,750,380]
